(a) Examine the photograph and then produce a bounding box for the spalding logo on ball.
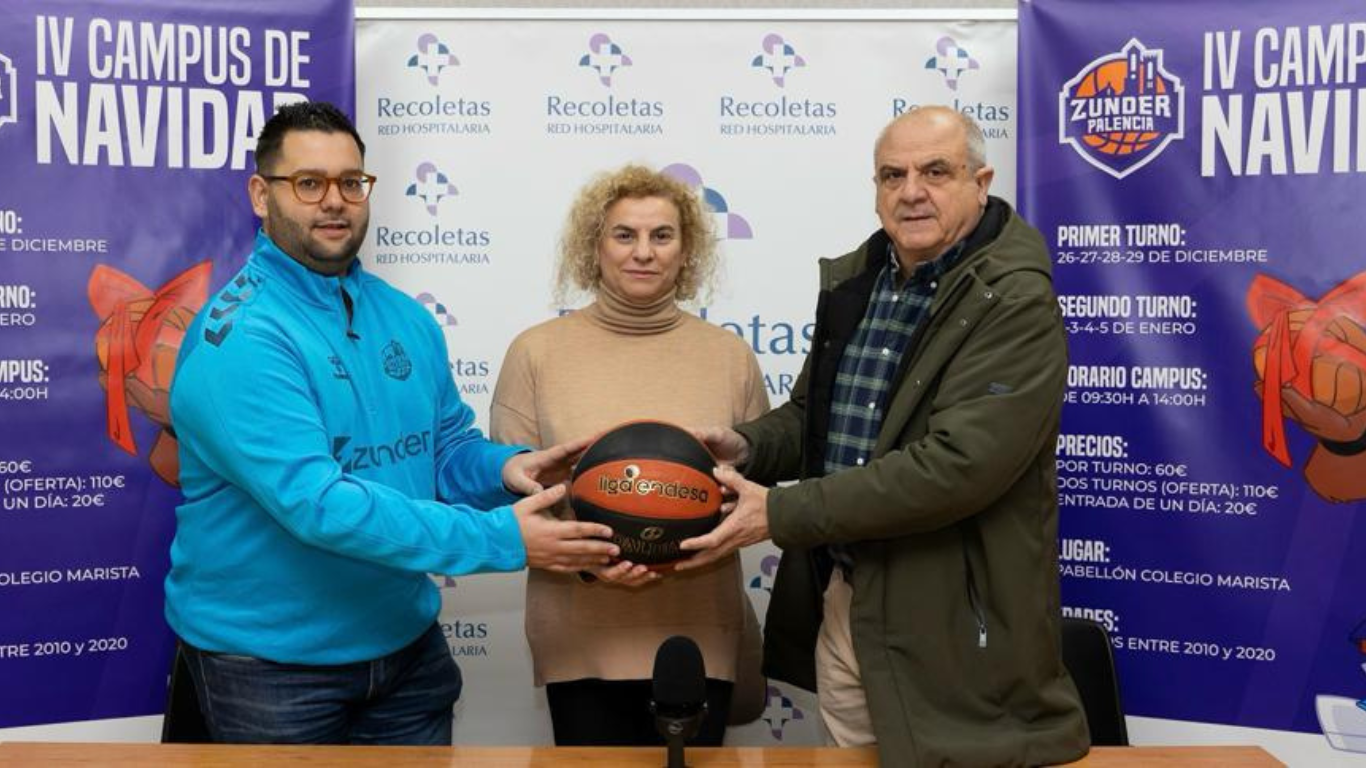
[570,421,721,566]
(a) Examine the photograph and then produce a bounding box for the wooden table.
[0,743,1283,766]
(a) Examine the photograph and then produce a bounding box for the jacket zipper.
[963,546,988,648]
[341,286,360,341]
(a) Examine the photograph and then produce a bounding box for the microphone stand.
[652,702,706,768]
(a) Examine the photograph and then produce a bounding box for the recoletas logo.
[546,33,661,136]
[415,291,458,327]
[405,161,458,216]
[1059,39,1185,179]
[722,36,833,137]
[747,554,781,594]
[762,684,807,740]
[579,33,632,87]
[407,33,459,86]
[375,166,491,267]
[377,34,491,138]
[924,36,979,91]
[442,619,492,658]
[751,34,806,87]
[662,163,752,240]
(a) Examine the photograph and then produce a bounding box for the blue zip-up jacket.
[166,231,526,664]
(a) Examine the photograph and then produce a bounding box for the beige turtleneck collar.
[582,282,685,336]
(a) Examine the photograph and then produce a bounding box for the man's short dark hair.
[255,101,365,173]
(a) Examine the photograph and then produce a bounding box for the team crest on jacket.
[1059,39,1184,179]
[382,340,412,380]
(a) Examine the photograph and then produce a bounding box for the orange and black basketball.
[570,421,721,566]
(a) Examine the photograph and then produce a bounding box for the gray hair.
[876,106,987,172]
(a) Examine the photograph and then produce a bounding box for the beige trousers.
[814,567,877,747]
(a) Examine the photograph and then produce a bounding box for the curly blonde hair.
[554,164,718,304]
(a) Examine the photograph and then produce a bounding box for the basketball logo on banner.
[1058,39,1184,179]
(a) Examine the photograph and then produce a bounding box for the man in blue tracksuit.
[166,102,619,745]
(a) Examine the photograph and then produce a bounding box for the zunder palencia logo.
[1059,39,1184,179]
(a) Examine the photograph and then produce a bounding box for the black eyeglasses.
[261,172,377,203]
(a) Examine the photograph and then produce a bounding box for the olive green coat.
[737,200,1089,766]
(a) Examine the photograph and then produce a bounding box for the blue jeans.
[180,623,460,745]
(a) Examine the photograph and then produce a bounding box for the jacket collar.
[248,229,365,309]
[857,197,1010,278]
[826,197,1044,291]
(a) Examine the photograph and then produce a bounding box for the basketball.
[95,300,197,427]
[570,420,721,566]
[1253,308,1366,416]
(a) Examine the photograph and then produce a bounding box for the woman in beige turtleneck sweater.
[491,165,769,746]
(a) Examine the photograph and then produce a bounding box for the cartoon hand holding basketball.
[1248,272,1366,502]
[1275,386,1366,445]
[88,262,211,487]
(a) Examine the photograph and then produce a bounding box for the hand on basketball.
[675,465,770,571]
[503,436,593,495]
[590,560,661,587]
[514,484,620,572]
[1255,381,1366,443]
[691,427,751,467]
[1278,384,1366,442]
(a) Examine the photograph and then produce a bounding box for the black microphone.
[650,635,707,768]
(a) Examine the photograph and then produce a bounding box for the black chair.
[1060,617,1129,746]
[160,645,212,743]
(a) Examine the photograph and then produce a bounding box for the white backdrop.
[354,9,1017,746]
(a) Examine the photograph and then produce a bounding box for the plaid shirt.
[824,240,966,571]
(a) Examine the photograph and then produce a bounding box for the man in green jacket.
[678,106,1089,766]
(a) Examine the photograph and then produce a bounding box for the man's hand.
[590,560,661,587]
[514,484,619,572]
[675,465,770,571]
[690,427,751,467]
[503,436,592,495]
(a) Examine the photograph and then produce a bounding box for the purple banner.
[1020,0,1366,747]
[0,0,352,727]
